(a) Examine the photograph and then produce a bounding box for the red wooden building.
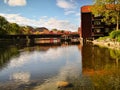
[81,5,119,39]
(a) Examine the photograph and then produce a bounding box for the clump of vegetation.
[97,30,120,42]
[97,36,110,41]
[109,30,120,42]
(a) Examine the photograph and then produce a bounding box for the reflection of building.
[81,43,115,76]
[81,5,120,39]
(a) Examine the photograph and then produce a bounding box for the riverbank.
[92,38,120,50]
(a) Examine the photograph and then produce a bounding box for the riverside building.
[80,5,120,40]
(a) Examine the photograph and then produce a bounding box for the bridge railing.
[0,34,80,40]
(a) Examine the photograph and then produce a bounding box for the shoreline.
[92,39,120,50]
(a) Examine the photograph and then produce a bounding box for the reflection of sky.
[10,72,30,83]
[0,45,82,89]
[33,59,82,90]
[9,47,64,68]
[34,46,82,90]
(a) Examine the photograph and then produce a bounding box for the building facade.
[80,5,119,39]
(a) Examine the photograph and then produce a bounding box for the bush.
[109,30,120,39]
[117,36,120,42]
[97,36,110,41]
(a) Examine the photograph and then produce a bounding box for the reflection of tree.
[91,67,120,90]
[0,46,19,70]
[110,49,120,67]
[22,43,80,52]
[22,46,50,52]
[22,44,61,52]
[82,43,120,89]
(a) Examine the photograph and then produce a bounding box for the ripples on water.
[0,42,120,90]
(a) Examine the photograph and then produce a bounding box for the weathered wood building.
[80,5,120,39]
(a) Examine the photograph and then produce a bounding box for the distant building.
[81,5,120,39]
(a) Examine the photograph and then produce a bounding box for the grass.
[97,36,110,41]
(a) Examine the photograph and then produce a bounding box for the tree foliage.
[0,15,67,35]
[0,16,9,34]
[109,30,120,41]
[91,0,120,30]
[0,16,22,35]
[8,23,21,34]
[20,26,33,34]
[0,16,28,35]
[52,29,57,31]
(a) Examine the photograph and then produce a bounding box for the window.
[105,28,109,33]
[95,29,101,33]
[94,20,101,25]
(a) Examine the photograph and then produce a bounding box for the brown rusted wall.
[81,13,92,39]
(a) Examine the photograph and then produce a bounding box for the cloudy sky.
[0,0,92,31]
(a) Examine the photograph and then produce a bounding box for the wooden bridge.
[0,34,80,42]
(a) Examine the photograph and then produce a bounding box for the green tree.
[91,0,120,30]
[52,28,57,31]
[0,16,9,34]
[20,26,33,34]
[61,30,65,33]
[8,23,21,34]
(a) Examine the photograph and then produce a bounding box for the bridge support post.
[26,36,30,44]
[29,38,35,45]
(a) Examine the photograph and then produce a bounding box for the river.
[0,41,120,90]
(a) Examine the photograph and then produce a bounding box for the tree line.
[0,16,21,35]
[0,16,71,35]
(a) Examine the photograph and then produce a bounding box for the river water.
[0,41,120,90]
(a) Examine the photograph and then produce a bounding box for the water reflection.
[110,49,120,67]
[34,47,82,90]
[10,72,30,83]
[0,42,82,90]
[0,41,120,90]
[82,43,120,90]
[0,46,19,70]
[9,46,64,68]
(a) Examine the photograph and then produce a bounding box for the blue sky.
[0,0,93,31]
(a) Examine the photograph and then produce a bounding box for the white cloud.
[64,10,75,15]
[56,0,76,9]
[56,0,79,16]
[75,13,80,16]
[4,0,7,3]
[0,13,78,31]
[4,0,26,6]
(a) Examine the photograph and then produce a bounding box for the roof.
[81,4,120,13]
[81,5,91,13]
